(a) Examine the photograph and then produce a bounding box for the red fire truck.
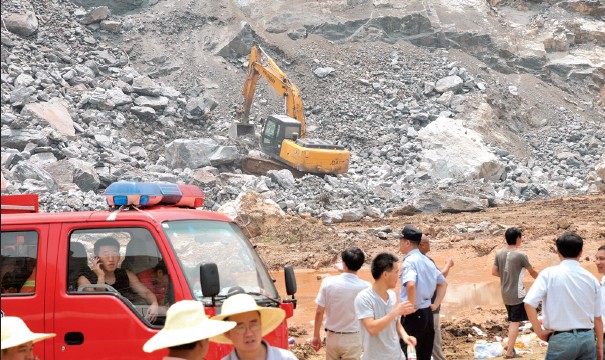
[0,182,297,359]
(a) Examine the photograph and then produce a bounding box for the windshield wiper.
[245,291,282,307]
[223,287,282,307]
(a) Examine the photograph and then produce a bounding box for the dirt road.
[251,194,605,359]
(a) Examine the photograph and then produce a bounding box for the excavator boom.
[240,45,305,137]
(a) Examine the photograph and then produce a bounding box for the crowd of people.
[1,226,603,360]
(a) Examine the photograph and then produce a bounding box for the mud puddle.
[272,268,508,335]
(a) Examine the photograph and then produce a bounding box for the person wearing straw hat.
[1,316,56,360]
[212,293,298,360]
[143,300,236,360]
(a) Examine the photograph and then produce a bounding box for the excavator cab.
[260,115,301,157]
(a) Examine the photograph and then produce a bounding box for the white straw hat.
[211,293,286,344]
[143,300,236,353]
[1,317,56,350]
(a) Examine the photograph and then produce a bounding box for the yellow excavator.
[230,45,350,176]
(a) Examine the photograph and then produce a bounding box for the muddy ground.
[246,194,605,359]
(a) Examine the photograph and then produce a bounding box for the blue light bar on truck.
[105,182,204,208]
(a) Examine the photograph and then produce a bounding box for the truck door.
[52,223,178,360]
[1,226,50,358]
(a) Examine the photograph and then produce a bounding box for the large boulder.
[21,98,75,137]
[4,12,38,37]
[43,159,100,192]
[597,157,605,182]
[418,117,505,180]
[164,139,219,169]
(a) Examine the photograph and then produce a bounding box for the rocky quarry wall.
[1,0,604,224]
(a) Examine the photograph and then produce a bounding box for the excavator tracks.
[242,156,307,178]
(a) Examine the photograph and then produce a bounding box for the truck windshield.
[161,220,278,303]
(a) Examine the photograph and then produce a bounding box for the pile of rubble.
[1,0,604,222]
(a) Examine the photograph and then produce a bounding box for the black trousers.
[400,307,435,360]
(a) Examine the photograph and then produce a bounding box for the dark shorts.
[505,303,528,322]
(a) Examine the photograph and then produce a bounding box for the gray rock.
[441,196,484,213]
[435,76,463,93]
[94,134,113,148]
[11,162,57,192]
[21,99,75,137]
[321,208,364,224]
[314,67,335,78]
[129,146,147,159]
[134,95,169,109]
[192,168,218,187]
[73,162,101,191]
[10,86,37,106]
[106,88,132,106]
[79,6,111,25]
[14,73,35,88]
[29,152,57,166]
[436,91,453,106]
[186,96,218,118]
[217,22,255,59]
[130,106,156,120]
[132,76,162,96]
[100,20,121,32]
[164,139,219,169]
[288,28,308,40]
[267,169,295,189]
[4,12,38,37]
[1,128,51,151]
[209,146,239,166]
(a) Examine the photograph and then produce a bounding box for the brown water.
[272,268,506,331]
[273,259,601,332]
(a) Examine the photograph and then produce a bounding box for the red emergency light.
[105,182,204,209]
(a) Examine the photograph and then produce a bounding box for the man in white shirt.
[595,244,605,359]
[524,233,603,360]
[311,247,371,359]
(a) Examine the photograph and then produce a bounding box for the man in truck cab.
[212,294,298,360]
[143,300,236,360]
[77,236,160,322]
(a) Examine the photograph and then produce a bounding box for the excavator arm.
[242,45,306,138]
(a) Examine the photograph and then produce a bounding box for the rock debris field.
[1,0,604,224]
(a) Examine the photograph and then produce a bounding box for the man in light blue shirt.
[398,225,447,360]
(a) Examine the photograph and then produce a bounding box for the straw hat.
[211,293,286,344]
[143,300,236,353]
[1,317,56,350]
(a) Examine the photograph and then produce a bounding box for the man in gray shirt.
[355,252,415,360]
[492,227,539,358]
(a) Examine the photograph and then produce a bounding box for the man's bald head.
[419,235,430,255]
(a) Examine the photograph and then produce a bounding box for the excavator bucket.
[228,122,255,138]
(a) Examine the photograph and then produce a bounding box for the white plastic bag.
[473,341,503,359]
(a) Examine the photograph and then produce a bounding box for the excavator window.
[284,126,299,140]
[262,119,277,145]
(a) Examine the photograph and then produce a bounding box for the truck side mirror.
[200,263,220,306]
[284,265,297,309]
[284,265,297,296]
